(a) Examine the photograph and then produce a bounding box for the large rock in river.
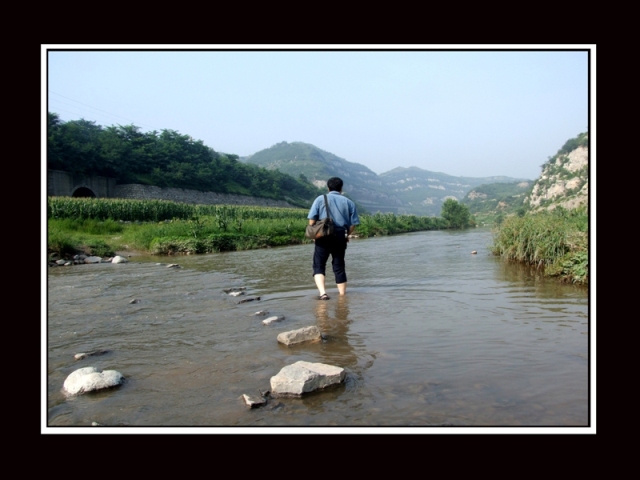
[270,361,345,397]
[62,366,124,396]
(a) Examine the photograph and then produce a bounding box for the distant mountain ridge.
[379,166,529,216]
[242,141,529,216]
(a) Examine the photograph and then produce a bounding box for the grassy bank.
[47,197,449,258]
[490,207,588,285]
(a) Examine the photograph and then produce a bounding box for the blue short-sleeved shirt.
[307,191,360,229]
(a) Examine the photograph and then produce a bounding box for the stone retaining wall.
[47,170,300,208]
[48,170,117,198]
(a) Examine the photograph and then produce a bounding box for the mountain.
[461,181,533,223]
[524,132,588,212]
[242,141,529,216]
[380,167,529,216]
[241,141,402,213]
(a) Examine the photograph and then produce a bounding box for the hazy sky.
[44,45,592,180]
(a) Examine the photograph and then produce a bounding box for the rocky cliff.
[524,134,588,212]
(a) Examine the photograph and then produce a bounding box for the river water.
[44,228,591,433]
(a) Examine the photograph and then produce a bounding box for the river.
[44,228,591,433]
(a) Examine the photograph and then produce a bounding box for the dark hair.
[327,177,343,192]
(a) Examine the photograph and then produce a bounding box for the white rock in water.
[277,326,321,345]
[262,315,285,325]
[228,291,246,297]
[111,255,128,263]
[270,361,345,397]
[62,366,124,396]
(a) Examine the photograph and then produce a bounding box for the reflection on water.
[45,228,590,431]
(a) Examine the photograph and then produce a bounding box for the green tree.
[441,199,471,229]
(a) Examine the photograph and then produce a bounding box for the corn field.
[47,197,309,222]
[47,196,449,258]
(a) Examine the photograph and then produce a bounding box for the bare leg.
[314,274,327,296]
[337,282,347,295]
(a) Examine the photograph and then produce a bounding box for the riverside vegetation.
[490,206,588,285]
[47,195,587,285]
[476,132,589,286]
[47,197,450,258]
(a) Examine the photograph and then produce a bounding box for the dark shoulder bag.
[305,195,335,240]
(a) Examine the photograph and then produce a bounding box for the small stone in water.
[242,393,267,408]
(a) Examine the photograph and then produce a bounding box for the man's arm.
[348,201,359,236]
[307,196,321,224]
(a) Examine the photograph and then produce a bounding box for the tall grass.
[491,207,588,284]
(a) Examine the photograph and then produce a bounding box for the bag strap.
[323,194,333,222]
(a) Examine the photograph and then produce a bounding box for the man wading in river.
[307,177,360,300]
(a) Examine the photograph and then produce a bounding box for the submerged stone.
[238,296,260,304]
[223,287,247,293]
[263,315,285,325]
[277,326,321,345]
[74,350,109,360]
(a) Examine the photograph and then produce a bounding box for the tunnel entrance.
[72,187,96,198]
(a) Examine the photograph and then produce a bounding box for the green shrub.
[491,208,588,284]
[84,240,115,257]
[48,231,78,258]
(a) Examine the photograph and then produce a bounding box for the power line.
[47,90,160,131]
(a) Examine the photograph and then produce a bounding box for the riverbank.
[47,197,449,260]
[490,207,588,285]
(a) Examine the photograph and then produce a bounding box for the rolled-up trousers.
[312,229,348,284]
